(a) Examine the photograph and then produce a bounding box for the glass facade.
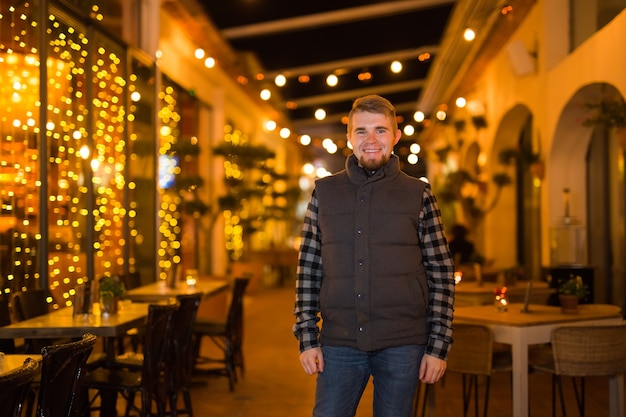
[0,1,158,308]
[0,0,294,309]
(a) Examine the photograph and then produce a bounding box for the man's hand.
[419,353,446,384]
[299,347,324,375]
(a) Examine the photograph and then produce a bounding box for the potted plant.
[98,275,126,316]
[583,97,626,148]
[557,275,588,314]
[582,97,626,129]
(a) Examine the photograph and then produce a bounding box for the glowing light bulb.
[275,74,286,87]
[204,57,215,68]
[260,89,271,100]
[315,108,326,120]
[299,135,312,146]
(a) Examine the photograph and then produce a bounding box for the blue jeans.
[313,344,426,417]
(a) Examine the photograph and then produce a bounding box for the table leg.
[100,390,118,417]
[105,337,117,364]
[609,374,624,417]
[509,330,529,417]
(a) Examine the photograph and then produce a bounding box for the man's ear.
[394,129,401,145]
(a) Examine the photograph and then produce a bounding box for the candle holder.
[494,287,509,312]
[185,269,198,288]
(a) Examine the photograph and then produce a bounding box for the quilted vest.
[315,155,429,352]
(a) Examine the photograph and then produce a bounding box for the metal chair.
[11,290,54,353]
[36,333,97,417]
[192,277,250,391]
[117,271,144,354]
[122,271,142,291]
[106,294,201,416]
[529,323,626,417]
[0,295,16,353]
[0,357,40,417]
[414,323,511,417]
[82,304,177,417]
[169,293,202,417]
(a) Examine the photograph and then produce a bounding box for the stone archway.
[549,82,626,306]
[489,104,540,278]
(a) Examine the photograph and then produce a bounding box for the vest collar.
[345,154,400,184]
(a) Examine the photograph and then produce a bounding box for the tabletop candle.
[494,287,508,312]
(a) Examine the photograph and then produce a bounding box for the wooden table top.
[1,354,41,376]
[0,302,149,339]
[454,303,622,327]
[124,278,229,302]
[455,280,551,294]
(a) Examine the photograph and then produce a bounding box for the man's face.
[347,111,401,171]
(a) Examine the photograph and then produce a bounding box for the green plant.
[503,265,525,281]
[582,98,626,128]
[99,275,126,297]
[468,252,486,265]
[557,274,588,299]
[498,147,540,166]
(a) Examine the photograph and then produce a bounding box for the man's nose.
[363,131,376,141]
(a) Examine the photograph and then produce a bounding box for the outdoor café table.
[124,277,229,303]
[454,280,554,306]
[0,354,41,375]
[0,302,149,364]
[453,303,623,417]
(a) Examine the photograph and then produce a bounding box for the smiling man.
[293,95,455,417]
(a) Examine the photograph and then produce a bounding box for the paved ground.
[111,284,622,417]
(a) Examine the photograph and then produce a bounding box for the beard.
[358,153,390,171]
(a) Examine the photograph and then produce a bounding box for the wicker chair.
[0,357,40,417]
[414,323,511,417]
[529,323,626,417]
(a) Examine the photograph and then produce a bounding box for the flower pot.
[100,291,119,316]
[559,294,579,314]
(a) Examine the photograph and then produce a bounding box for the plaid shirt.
[293,184,455,360]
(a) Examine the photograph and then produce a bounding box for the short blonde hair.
[347,95,398,133]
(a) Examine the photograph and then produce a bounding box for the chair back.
[551,323,626,377]
[446,323,494,375]
[0,295,16,353]
[12,290,53,353]
[140,303,177,414]
[225,277,250,351]
[171,294,202,387]
[37,333,97,417]
[122,271,142,291]
[12,290,49,321]
[0,357,40,417]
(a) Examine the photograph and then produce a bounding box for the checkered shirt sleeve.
[419,186,455,360]
[292,190,324,352]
